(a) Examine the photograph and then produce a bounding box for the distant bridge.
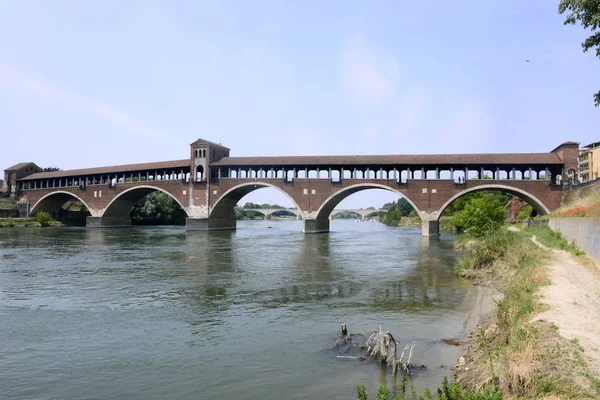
[5,138,579,235]
[242,208,388,220]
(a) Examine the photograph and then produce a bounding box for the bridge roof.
[210,153,563,168]
[4,162,39,172]
[18,159,190,181]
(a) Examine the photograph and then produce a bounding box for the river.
[0,220,476,399]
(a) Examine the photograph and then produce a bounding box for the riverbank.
[396,216,456,232]
[0,217,64,228]
[454,226,600,398]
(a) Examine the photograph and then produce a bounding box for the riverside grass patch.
[553,187,600,218]
[523,226,585,256]
[454,228,597,399]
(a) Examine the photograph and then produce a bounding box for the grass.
[553,186,600,218]
[0,198,18,211]
[522,226,585,256]
[0,217,63,227]
[396,216,456,232]
[454,227,597,399]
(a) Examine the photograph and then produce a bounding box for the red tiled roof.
[190,138,230,150]
[4,162,39,172]
[18,159,190,181]
[210,153,564,167]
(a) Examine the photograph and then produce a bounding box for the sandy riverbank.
[531,237,600,378]
[452,228,600,398]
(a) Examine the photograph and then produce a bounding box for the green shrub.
[515,205,533,220]
[36,212,52,227]
[452,194,506,237]
[356,376,502,400]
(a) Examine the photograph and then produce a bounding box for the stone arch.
[101,185,189,218]
[364,210,386,219]
[267,209,299,218]
[330,210,362,219]
[210,182,303,220]
[437,184,551,219]
[314,183,420,220]
[30,190,96,216]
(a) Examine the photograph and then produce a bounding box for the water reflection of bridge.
[242,208,388,220]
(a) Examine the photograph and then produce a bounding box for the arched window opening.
[453,170,466,184]
[331,170,341,182]
[567,169,576,184]
[196,165,204,181]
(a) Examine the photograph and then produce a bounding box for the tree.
[382,207,402,226]
[42,167,61,172]
[130,192,186,225]
[559,0,600,106]
[452,193,507,236]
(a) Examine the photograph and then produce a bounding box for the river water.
[0,220,476,399]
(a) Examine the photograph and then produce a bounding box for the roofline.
[4,162,40,172]
[17,159,190,181]
[582,141,600,150]
[209,153,565,167]
[189,139,231,151]
[550,141,580,153]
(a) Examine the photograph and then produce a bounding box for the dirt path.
[531,237,600,377]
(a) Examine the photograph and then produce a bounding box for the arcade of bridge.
[240,208,388,220]
[13,140,578,235]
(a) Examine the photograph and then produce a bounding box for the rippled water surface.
[0,220,476,399]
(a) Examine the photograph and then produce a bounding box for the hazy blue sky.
[1,0,598,208]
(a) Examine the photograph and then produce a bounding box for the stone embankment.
[549,218,600,266]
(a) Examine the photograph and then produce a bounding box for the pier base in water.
[185,218,237,231]
[303,219,330,234]
[86,216,131,228]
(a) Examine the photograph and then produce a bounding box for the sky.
[1,0,599,208]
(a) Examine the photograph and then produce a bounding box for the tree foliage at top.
[242,202,287,209]
[559,0,600,106]
[443,191,512,217]
[42,167,61,172]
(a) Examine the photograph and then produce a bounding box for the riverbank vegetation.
[454,227,596,399]
[381,198,417,226]
[0,215,63,228]
[233,202,297,220]
[130,192,186,225]
[359,225,596,399]
[360,186,599,398]
[552,185,600,218]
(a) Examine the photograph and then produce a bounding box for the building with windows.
[579,141,600,182]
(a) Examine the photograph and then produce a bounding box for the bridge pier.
[185,218,236,231]
[86,216,132,228]
[420,214,440,237]
[303,219,330,234]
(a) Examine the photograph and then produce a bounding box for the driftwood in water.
[336,324,416,374]
[336,355,365,360]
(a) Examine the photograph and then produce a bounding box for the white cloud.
[0,63,165,141]
[341,36,399,102]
